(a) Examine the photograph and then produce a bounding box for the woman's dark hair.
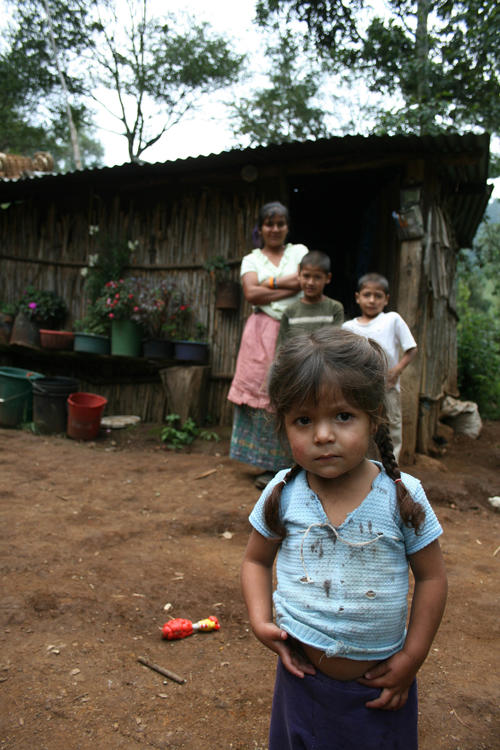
[264,328,425,538]
[257,201,289,228]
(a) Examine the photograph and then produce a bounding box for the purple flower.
[28,302,37,310]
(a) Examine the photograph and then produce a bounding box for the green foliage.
[1,0,103,170]
[133,277,178,338]
[230,33,330,146]
[16,286,67,327]
[81,230,134,304]
[160,413,219,449]
[88,3,244,161]
[203,255,231,280]
[456,207,500,418]
[256,0,500,141]
[456,281,500,419]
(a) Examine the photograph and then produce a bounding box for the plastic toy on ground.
[162,615,220,640]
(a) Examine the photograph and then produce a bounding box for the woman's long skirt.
[228,311,292,472]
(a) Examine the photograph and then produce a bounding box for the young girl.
[241,328,447,750]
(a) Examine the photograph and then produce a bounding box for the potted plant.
[97,278,143,357]
[0,302,17,345]
[170,302,209,363]
[73,298,112,355]
[10,286,68,348]
[134,277,177,359]
[203,255,239,310]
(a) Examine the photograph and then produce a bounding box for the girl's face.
[260,213,288,250]
[284,386,373,483]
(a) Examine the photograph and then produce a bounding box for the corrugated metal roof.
[0,132,491,246]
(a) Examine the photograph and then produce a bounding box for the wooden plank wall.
[0,185,268,425]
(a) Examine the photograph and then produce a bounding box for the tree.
[230,33,331,146]
[88,1,244,162]
[2,0,103,169]
[256,1,500,157]
[2,0,244,165]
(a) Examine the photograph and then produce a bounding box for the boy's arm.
[331,301,344,327]
[241,529,315,678]
[276,313,289,350]
[359,539,447,709]
[387,346,417,388]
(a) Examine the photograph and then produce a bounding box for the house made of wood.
[0,133,492,462]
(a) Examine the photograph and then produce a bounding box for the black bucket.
[32,377,80,434]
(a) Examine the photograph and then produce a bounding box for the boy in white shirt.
[342,273,417,460]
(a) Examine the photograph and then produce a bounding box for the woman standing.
[227,201,308,488]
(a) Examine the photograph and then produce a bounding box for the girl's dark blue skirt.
[269,659,418,750]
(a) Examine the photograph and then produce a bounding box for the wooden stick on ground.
[137,656,186,684]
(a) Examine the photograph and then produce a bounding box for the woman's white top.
[240,243,308,320]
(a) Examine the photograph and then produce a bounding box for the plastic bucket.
[67,392,107,440]
[0,367,44,427]
[33,377,80,434]
[111,320,141,357]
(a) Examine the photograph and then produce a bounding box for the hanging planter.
[215,279,240,310]
[111,319,142,357]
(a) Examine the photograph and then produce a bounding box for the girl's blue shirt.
[249,463,443,660]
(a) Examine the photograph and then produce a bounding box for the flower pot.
[111,320,142,357]
[0,312,14,345]
[215,279,240,310]
[39,329,75,351]
[74,332,111,355]
[0,366,44,426]
[142,338,174,359]
[9,312,40,348]
[174,340,209,364]
[67,392,107,440]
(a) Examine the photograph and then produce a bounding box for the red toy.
[162,615,220,640]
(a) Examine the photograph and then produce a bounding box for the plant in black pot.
[11,286,68,348]
[169,298,209,364]
[134,277,177,358]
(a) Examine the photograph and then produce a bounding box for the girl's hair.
[257,201,290,228]
[264,328,425,538]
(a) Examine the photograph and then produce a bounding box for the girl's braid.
[375,423,425,532]
[263,464,302,539]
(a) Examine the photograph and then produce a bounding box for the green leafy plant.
[160,413,219,449]
[0,301,17,316]
[133,277,177,338]
[81,229,135,304]
[16,286,67,327]
[203,255,231,281]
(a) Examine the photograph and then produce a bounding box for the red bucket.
[67,392,107,440]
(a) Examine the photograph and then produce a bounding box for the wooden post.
[397,239,424,464]
[159,366,210,424]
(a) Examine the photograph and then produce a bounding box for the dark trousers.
[269,659,418,750]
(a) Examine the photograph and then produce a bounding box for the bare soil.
[1,419,499,750]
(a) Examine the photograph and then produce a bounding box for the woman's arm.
[359,539,447,709]
[241,271,300,306]
[241,529,315,678]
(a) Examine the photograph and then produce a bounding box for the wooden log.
[397,238,423,465]
[159,365,210,424]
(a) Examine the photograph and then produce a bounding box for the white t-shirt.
[240,243,308,320]
[342,312,417,391]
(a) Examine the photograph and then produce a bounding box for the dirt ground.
[0,418,499,750]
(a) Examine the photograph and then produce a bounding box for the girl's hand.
[357,651,416,710]
[253,622,316,679]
